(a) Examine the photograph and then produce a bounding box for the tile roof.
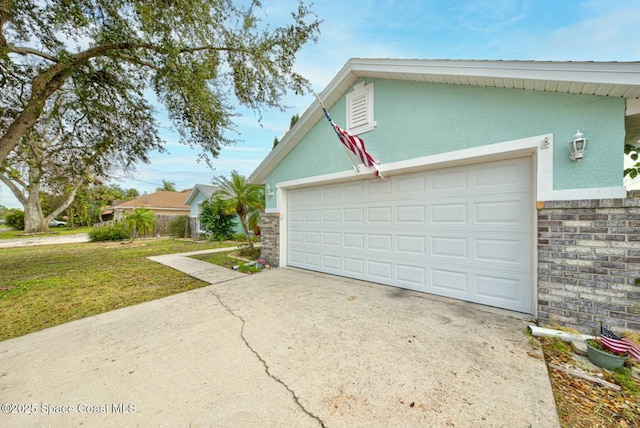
[113,189,191,210]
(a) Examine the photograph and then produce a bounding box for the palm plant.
[125,208,157,241]
[212,171,264,249]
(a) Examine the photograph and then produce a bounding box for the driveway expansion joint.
[206,288,326,428]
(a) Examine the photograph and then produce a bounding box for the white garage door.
[287,157,533,313]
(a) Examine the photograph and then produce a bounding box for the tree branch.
[0,173,26,205]
[6,44,59,62]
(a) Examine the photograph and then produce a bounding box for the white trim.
[275,133,626,202]
[277,186,288,268]
[278,134,549,195]
[530,155,539,318]
[539,186,627,201]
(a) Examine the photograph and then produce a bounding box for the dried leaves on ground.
[539,336,640,428]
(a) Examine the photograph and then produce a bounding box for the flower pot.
[586,342,628,369]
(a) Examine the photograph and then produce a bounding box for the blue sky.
[2,0,640,208]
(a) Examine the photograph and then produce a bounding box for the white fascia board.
[348,58,640,86]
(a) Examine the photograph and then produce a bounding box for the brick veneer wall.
[189,217,198,238]
[260,212,280,267]
[537,192,640,334]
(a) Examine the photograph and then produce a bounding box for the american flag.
[322,107,380,177]
[601,325,640,361]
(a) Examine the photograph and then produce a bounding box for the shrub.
[126,208,157,239]
[5,210,25,230]
[167,215,190,238]
[231,232,246,242]
[200,197,236,241]
[88,222,131,242]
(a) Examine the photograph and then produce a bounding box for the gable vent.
[346,82,376,134]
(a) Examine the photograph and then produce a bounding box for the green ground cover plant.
[0,239,233,341]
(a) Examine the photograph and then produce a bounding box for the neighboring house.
[249,59,640,333]
[183,184,246,238]
[184,184,219,238]
[111,189,191,236]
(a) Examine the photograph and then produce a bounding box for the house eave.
[248,59,640,184]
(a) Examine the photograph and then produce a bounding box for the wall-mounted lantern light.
[266,184,274,197]
[568,130,588,161]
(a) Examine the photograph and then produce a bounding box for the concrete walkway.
[0,250,560,427]
[0,233,89,248]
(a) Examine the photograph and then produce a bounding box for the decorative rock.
[570,340,588,356]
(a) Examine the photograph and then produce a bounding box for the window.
[346,81,376,134]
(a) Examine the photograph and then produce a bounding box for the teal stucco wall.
[265,79,626,209]
[188,191,209,217]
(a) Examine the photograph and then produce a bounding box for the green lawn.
[0,239,236,341]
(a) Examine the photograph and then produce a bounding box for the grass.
[190,250,240,269]
[190,247,262,273]
[0,238,236,341]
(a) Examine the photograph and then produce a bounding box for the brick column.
[260,212,280,267]
[537,193,640,334]
[189,217,198,238]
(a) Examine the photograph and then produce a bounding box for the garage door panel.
[474,274,529,312]
[290,250,304,264]
[397,235,426,254]
[367,260,393,280]
[474,160,529,192]
[304,252,321,267]
[475,237,526,265]
[290,210,304,222]
[397,174,426,193]
[344,208,364,222]
[323,232,341,246]
[344,257,365,274]
[305,231,321,244]
[397,264,427,287]
[431,203,468,223]
[431,168,469,192]
[344,182,364,197]
[290,230,304,244]
[368,234,393,251]
[322,186,341,199]
[323,254,341,270]
[396,205,426,223]
[431,269,469,294]
[368,206,392,222]
[474,199,527,225]
[323,209,341,222]
[431,236,469,259]
[287,157,532,313]
[369,178,392,195]
[344,233,364,248]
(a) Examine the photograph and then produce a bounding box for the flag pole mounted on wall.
[313,92,383,178]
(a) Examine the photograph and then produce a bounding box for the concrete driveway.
[0,262,559,427]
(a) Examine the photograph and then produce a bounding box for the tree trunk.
[23,185,49,233]
[238,216,253,249]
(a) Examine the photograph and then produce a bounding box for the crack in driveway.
[207,288,326,428]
